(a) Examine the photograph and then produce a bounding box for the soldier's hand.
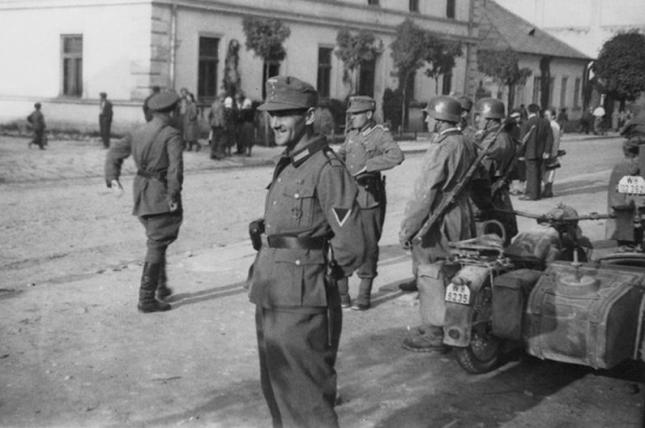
[110,179,123,197]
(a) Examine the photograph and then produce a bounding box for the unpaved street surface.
[1,134,643,427]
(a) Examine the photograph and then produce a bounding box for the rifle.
[411,121,507,244]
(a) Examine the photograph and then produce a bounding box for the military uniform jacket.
[105,116,184,217]
[249,135,365,309]
[337,121,404,208]
[520,115,553,160]
[400,129,476,245]
[481,124,516,181]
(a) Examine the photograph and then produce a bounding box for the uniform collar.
[440,127,461,136]
[282,135,328,168]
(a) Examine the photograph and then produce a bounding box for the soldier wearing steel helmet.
[249,76,365,428]
[336,95,404,310]
[105,91,184,313]
[474,97,518,243]
[399,95,477,352]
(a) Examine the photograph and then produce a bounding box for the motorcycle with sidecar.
[441,202,645,374]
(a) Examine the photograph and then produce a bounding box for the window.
[532,76,541,104]
[548,77,555,105]
[198,37,219,101]
[61,35,83,97]
[317,47,333,98]
[409,0,419,12]
[262,61,281,99]
[442,72,452,95]
[358,58,376,98]
[560,77,568,107]
[446,0,456,19]
[368,0,379,5]
[573,77,581,108]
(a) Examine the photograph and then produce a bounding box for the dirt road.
[1,134,643,427]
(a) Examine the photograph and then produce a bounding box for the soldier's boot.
[543,183,554,198]
[402,325,448,353]
[156,259,173,301]
[337,277,351,309]
[351,278,373,311]
[137,262,171,313]
[398,278,418,292]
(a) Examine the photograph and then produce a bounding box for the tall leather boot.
[137,262,171,313]
[543,182,553,198]
[156,258,173,300]
[352,278,373,311]
[337,277,351,308]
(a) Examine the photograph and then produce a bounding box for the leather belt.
[262,234,326,250]
[137,169,165,180]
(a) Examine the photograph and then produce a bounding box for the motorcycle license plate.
[445,283,471,305]
[618,176,645,194]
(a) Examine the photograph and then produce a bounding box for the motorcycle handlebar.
[495,209,615,223]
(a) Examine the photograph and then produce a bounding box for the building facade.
[0,0,479,133]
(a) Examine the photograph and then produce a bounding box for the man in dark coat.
[399,95,476,352]
[105,91,184,313]
[99,92,114,148]
[249,75,365,428]
[336,95,404,310]
[519,103,553,200]
[27,102,46,150]
[474,98,518,243]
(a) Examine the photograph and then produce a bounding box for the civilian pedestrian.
[99,92,113,149]
[208,94,226,160]
[27,102,46,150]
[519,104,553,201]
[183,93,201,152]
[543,107,562,198]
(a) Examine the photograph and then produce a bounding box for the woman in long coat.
[183,93,201,151]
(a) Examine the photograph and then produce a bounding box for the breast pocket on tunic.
[282,183,316,227]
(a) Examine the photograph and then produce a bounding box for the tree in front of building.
[423,34,462,95]
[242,16,291,93]
[390,19,427,129]
[223,39,241,97]
[595,30,645,102]
[477,48,532,109]
[335,28,381,98]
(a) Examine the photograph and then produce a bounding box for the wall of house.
[0,0,475,132]
[477,55,587,119]
[0,0,153,131]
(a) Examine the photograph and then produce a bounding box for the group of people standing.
[208,92,255,160]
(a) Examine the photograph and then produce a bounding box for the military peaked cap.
[148,91,181,112]
[258,76,318,111]
[347,96,376,113]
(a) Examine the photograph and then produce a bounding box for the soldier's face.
[269,108,314,146]
[350,110,371,129]
[425,114,437,132]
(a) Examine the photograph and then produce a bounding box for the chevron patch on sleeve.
[332,207,351,227]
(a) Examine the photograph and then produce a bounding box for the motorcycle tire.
[455,284,502,374]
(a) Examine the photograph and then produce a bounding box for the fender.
[443,265,492,347]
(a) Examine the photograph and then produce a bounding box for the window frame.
[409,0,419,13]
[60,34,83,97]
[573,77,581,108]
[446,0,456,19]
[197,36,220,102]
[560,76,568,108]
[317,46,333,99]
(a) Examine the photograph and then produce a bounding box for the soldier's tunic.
[480,124,518,243]
[400,128,476,267]
[105,115,184,263]
[337,121,403,278]
[249,135,365,428]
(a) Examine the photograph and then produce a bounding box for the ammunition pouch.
[248,218,265,251]
[355,172,384,205]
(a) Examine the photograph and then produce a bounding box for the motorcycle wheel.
[454,284,502,374]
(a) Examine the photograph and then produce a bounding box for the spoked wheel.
[454,284,502,374]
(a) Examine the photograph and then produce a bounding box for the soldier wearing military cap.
[105,90,184,313]
[249,75,365,428]
[399,95,476,352]
[336,95,403,310]
[473,98,518,243]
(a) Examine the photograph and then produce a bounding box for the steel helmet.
[458,95,473,113]
[425,96,461,123]
[475,98,506,119]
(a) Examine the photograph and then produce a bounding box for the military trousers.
[356,202,386,279]
[138,211,182,263]
[255,302,342,428]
